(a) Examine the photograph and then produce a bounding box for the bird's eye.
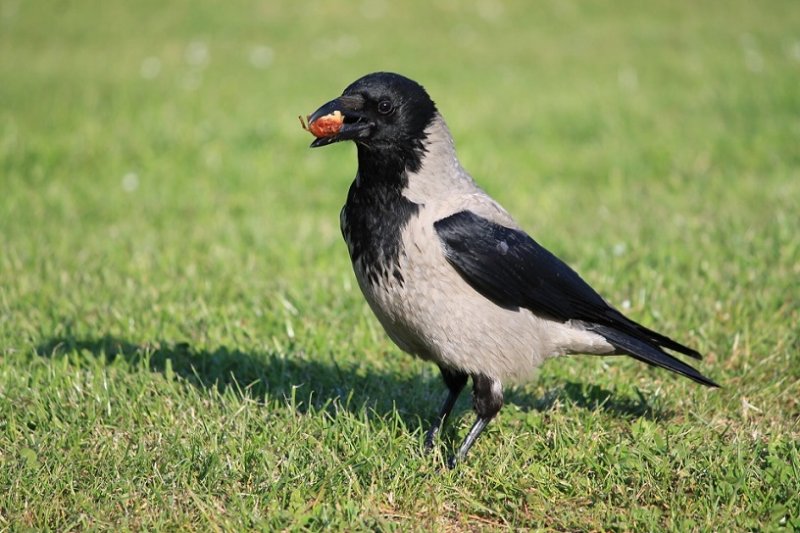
[377,100,393,115]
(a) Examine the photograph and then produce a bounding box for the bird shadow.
[34,335,438,426]
[34,336,668,432]
[506,381,671,422]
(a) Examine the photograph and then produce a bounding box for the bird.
[303,72,718,467]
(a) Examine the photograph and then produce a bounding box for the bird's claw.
[424,427,439,452]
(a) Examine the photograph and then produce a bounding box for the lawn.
[1,0,799,529]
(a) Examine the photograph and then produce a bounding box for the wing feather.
[434,210,717,387]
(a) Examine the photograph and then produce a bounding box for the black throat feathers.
[340,142,426,288]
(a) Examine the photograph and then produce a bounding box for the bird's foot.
[424,425,439,452]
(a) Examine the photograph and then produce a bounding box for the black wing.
[434,210,717,387]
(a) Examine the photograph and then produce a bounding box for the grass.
[1,0,799,529]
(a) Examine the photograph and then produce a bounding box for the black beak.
[307,95,373,148]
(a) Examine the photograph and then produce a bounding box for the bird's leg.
[448,373,504,468]
[424,366,468,451]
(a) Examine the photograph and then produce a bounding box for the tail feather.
[604,308,702,360]
[592,324,719,387]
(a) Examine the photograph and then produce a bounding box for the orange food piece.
[301,110,344,138]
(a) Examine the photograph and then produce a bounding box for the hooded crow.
[304,72,718,466]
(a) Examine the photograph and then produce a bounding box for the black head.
[306,72,438,153]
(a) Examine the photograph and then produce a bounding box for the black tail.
[591,324,719,387]
[603,308,702,360]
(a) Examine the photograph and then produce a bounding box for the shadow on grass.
[34,335,433,421]
[507,382,671,422]
[35,336,667,426]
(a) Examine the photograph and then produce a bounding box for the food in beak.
[299,110,344,138]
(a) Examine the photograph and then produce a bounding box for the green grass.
[1,0,799,529]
